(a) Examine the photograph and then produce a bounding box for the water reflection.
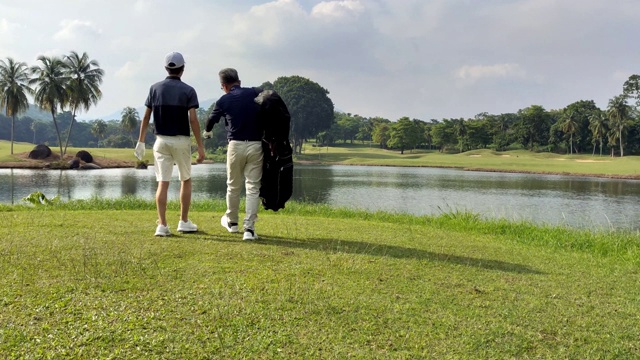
[1,164,640,231]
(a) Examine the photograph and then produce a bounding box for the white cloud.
[311,0,365,20]
[134,0,152,12]
[5,0,640,121]
[53,19,102,41]
[456,64,527,84]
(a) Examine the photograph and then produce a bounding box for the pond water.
[2,164,640,231]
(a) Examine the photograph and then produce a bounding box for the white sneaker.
[221,215,239,233]
[155,222,171,237]
[177,219,198,233]
[243,229,258,241]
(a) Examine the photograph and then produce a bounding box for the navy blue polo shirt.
[205,85,263,141]
[145,76,199,136]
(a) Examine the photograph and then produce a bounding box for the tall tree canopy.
[30,55,69,159]
[63,51,104,155]
[0,57,33,154]
[272,76,334,154]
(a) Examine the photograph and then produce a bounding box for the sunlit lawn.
[3,140,640,177]
[298,142,640,177]
[1,199,640,358]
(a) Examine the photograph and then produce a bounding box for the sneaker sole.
[220,217,239,233]
[155,233,171,237]
[177,229,198,233]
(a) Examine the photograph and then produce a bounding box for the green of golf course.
[3,140,640,180]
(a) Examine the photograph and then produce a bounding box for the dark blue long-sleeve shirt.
[205,85,263,141]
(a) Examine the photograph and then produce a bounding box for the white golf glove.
[134,141,145,160]
[203,130,213,139]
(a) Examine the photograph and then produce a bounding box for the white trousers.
[225,140,263,230]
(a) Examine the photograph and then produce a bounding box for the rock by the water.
[68,158,80,169]
[75,150,93,163]
[79,163,101,170]
[28,144,52,159]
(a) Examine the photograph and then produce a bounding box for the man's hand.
[196,146,205,164]
[203,130,213,139]
[134,141,145,160]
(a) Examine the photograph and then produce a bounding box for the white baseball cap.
[165,52,185,69]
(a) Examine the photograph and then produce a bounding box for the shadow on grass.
[256,236,544,275]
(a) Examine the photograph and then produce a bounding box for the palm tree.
[30,120,44,144]
[560,110,578,155]
[91,119,107,147]
[607,95,632,157]
[63,51,105,155]
[607,128,619,157]
[0,58,33,154]
[30,55,69,159]
[120,106,139,146]
[454,118,467,153]
[588,112,607,156]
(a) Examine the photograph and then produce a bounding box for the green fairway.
[3,140,640,178]
[298,143,640,178]
[1,199,639,358]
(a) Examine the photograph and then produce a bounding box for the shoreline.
[2,156,639,181]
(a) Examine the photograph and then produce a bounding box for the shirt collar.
[166,76,181,81]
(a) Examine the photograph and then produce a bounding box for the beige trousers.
[225,140,263,230]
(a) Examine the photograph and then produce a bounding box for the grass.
[299,142,640,178]
[2,198,640,358]
[4,140,640,178]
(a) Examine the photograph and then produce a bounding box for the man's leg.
[225,141,246,224]
[153,136,174,229]
[180,178,192,222]
[243,141,264,231]
[156,181,170,226]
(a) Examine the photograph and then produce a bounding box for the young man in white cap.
[136,51,205,236]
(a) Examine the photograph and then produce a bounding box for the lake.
[2,164,640,231]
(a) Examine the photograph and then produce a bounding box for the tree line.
[3,51,640,157]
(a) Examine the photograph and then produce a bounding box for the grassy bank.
[3,140,640,178]
[1,198,639,358]
[299,143,640,178]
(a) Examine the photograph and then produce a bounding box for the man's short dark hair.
[219,68,240,85]
[166,65,184,76]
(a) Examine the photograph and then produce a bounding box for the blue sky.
[1,0,638,121]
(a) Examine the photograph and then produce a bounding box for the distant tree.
[91,119,107,147]
[336,112,362,144]
[560,110,578,154]
[120,106,139,146]
[372,122,390,149]
[30,120,47,144]
[588,111,607,156]
[607,127,619,157]
[0,58,33,154]
[431,119,457,152]
[272,76,334,154]
[622,74,640,107]
[63,51,104,155]
[387,117,417,154]
[514,105,552,150]
[453,118,468,153]
[607,95,632,157]
[30,55,69,158]
[356,117,374,144]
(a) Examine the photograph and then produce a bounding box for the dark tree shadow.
[251,236,544,275]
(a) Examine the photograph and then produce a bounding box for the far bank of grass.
[3,140,640,178]
[298,143,640,178]
[1,198,640,358]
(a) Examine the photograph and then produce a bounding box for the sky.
[1,0,638,122]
